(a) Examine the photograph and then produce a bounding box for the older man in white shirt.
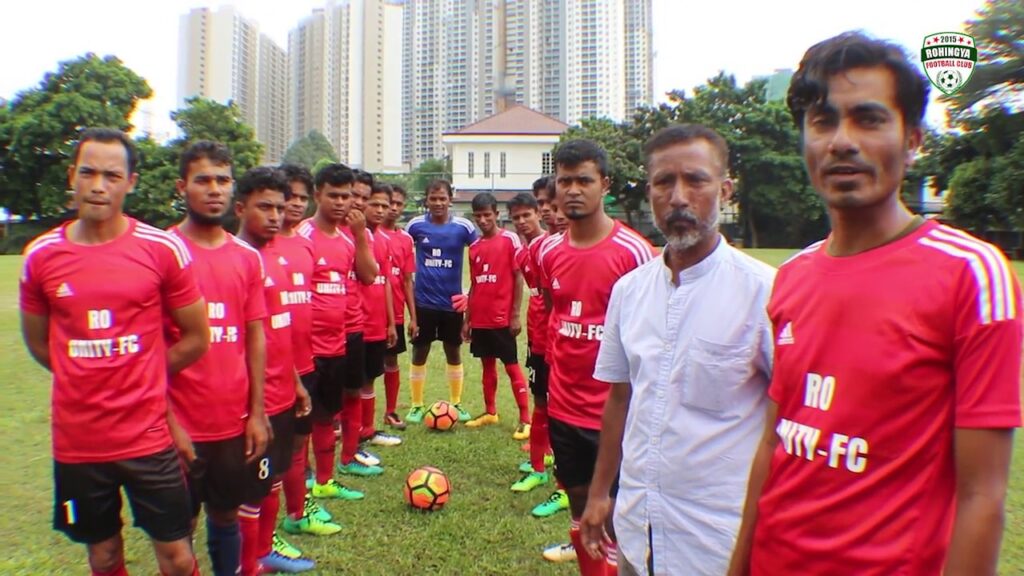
[579,124,775,576]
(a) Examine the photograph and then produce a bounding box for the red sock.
[340,394,361,465]
[570,520,607,576]
[530,404,549,472]
[505,363,530,422]
[93,561,129,576]
[605,540,618,575]
[361,389,376,439]
[283,442,307,520]
[311,421,336,484]
[384,366,400,413]
[258,482,281,559]
[238,503,261,576]
[482,358,499,414]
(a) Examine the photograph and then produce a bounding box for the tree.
[0,53,151,218]
[411,158,452,198]
[124,136,180,229]
[282,130,338,168]
[170,97,263,172]
[945,0,1024,116]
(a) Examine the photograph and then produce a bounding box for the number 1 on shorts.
[63,499,77,525]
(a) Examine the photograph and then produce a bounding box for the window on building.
[500,152,507,178]
[484,152,491,178]
[467,152,474,178]
[542,152,553,175]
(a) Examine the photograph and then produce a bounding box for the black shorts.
[267,408,296,477]
[345,332,366,390]
[548,416,618,496]
[526,351,550,398]
[53,447,192,544]
[469,327,519,364]
[364,340,387,381]
[312,355,348,417]
[188,434,273,514]
[294,372,316,435]
[413,306,463,346]
[386,323,407,355]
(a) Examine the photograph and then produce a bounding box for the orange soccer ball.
[423,401,459,431]
[404,466,451,511]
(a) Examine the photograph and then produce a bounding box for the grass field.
[1,250,1023,575]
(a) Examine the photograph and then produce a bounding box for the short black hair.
[643,124,730,176]
[236,166,290,203]
[532,176,549,195]
[180,140,233,180]
[545,176,556,198]
[507,192,538,212]
[471,192,498,213]
[391,184,407,201]
[554,139,608,178]
[788,30,930,130]
[426,179,453,198]
[72,128,139,173]
[314,163,355,189]
[279,163,314,195]
[353,169,374,187]
[371,182,393,201]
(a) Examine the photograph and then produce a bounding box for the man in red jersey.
[508,192,556,495]
[380,184,417,429]
[274,164,341,546]
[233,167,316,575]
[462,192,530,439]
[728,32,1022,576]
[297,163,378,500]
[20,128,208,576]
[167,141,270,576]
[358,181,401,447]
[537,139,655,576]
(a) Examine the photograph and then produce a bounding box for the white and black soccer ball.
[937,69,962,91]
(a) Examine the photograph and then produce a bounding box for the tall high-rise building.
[289,0,404,172]
[177,6,288,163]
[402,0,652,167]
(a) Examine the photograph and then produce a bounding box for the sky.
[0,0,984,138]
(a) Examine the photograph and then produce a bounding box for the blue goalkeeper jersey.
[407,213,479,311]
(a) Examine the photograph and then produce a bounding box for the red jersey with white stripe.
[339,227,366,335]
[273,233,315,375]
[361,229,392,343]
[518,233,549,353]
[469,229,523,329]
[538,221,654,429]
[382,227,415,325]
[20,219,201,463]
[297,219,352,357]
[752,221,1022,576]
[259,239,297,416]
[167,230,267,442]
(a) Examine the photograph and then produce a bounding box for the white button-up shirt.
[594,237,775,575]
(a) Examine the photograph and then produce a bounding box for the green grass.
[1,252,1022,575]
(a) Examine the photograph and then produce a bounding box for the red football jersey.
[382,228,415,325]
[273,233,315,376]
[167,230,267,442]
[538,222,654,429]
[297,219,352,358]
[360,229,392,343]
[469,229,523,329]
[518,233,549,353]
[752,221,1023,575]
[20,219,201,463]
[339,227,366,335]
[259,240,297,416]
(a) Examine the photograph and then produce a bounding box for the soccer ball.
[424,401,459,431]
[404,466,451,511]
[936,69,962,92]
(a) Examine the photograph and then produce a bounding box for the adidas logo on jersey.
[422,237,430,244]
[777,322,794,346]
[329,271,342,282]
[318,257,327,265]
[56,282,74,298]
[551,278,561,291]
[264,276,275,287]
[278,256,288,266]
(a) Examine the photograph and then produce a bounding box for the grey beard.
[654,208,719,252]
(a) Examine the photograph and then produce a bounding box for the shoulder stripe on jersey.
[529,233,548,249]
[453,216,476,234]
[407,215,427,227]
[399,228,413,238]
[231,235,266,279]
[23,231,63,257]
[501,229,523,248]
[611,236,648,268]
[921,227,1017,322]
[136,223,193,264]
[538,232,564,261]
[781,240,825,267]
[297,221,314,239]
[613,229,653,263]
[134,229,190,269]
